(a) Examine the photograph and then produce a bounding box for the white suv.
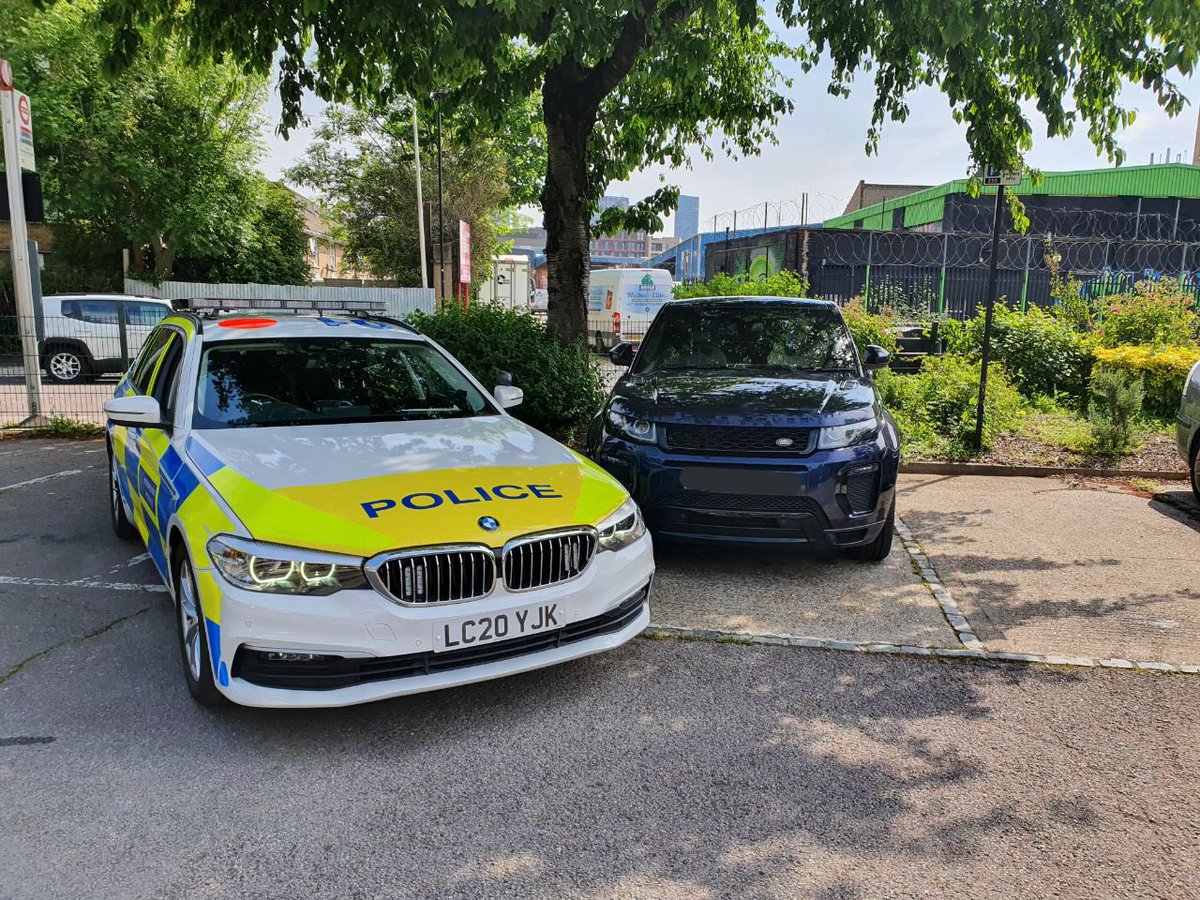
[39,294,174,383]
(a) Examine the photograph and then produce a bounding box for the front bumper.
[592,434,898,546]
[192,533,654,708]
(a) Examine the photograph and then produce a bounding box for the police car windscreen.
[632,303,858,375]
[193,339,493,428]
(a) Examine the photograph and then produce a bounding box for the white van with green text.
[586,268,674,352]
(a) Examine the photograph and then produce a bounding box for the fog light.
[261,651,337,663]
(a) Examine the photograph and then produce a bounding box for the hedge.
[1091,344,1200,419]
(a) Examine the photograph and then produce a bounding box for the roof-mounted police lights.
[183,298,389,314]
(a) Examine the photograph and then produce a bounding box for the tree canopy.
[286,97,544,291]
[1,0,308,285]
[95,0,1200,337]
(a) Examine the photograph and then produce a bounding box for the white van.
[586,268,674,351]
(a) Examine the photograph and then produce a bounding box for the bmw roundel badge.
[478,516,500,532]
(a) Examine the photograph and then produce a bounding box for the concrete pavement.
[898,474,1200,667]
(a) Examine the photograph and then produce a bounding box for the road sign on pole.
[1,61,45,424]
[980,168,1022,187]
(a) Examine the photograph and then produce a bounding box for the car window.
[633,304,859,375]
[194,338,495,429]
[125,301,171,327]
[129,328,176,394]
[151,334,185,421]
[60,299,119,325]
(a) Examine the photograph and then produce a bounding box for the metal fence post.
[864,231,875,308]
[1019,235,1033,312]
[938,233,948,317]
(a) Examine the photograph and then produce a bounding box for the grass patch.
[0,417,104,440]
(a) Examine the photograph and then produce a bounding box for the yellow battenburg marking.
[207,463,628,556]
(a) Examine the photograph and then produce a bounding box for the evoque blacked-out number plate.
[434,602,561,653]
[680,467,804,496]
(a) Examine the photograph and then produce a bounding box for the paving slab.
[650,540,958,648]
[898,474,1200,667]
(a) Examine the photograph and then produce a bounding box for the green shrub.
[410,304,605,443]
[1096,280,1200,348]
[1088,366,1144,455]
[674,270,808,299]
[877,355,1024,458]
[1091,343,1200,420]
[942,304,1091,404]
[840,298,898,356]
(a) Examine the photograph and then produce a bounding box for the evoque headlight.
[596,498,647,552]
[606,407,657,444]
[206,535,368,595]
[817,416,879,450]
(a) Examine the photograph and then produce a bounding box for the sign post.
[458,219,471,308]
[972,168,1021,451]
[1,59,44,425]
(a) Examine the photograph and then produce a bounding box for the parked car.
[103,302,653,708]
[587,296,901,560]
[40,293,173,383]
[587,267,674,352]
[1177,358,1200,501]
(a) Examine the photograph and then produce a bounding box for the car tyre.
[44,346,91,384]
[1191,443,1200,503]
[848,501,895,562]
[173,550,228,708]
[108,451,137,540]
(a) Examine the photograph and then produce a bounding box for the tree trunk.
[541,76,595,345]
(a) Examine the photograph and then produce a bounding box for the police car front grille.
[375,548,496,605]
[503,530,597,592]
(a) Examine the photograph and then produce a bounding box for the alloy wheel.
[49,351,82,381]
[178,559,203,682]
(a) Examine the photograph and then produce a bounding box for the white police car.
[103,300,653,708]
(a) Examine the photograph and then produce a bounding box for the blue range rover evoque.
[587,296,901,560]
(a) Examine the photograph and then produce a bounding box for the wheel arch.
[41,337,95,366]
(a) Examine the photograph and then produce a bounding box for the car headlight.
[596,498,647,551]
[206,535,368,595]
[606,407,657,444]
[817,416,879,450]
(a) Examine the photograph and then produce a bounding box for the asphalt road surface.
[3,441,1198,899]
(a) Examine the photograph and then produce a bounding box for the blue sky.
[259,38,1200,232]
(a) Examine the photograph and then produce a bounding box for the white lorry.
[586,268,674,352]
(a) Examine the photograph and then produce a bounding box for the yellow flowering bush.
[1092,344,1200,418]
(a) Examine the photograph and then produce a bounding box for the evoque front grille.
[370,547,496,605]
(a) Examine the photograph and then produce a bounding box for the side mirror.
[494,384,524,409]
[103,395,168,429]
[609,342,635,368]
[862,345,891,371]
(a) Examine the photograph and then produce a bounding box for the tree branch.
[582,0,698,107]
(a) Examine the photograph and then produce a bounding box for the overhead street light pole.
[411,103,428,290]
[434,89,449,297]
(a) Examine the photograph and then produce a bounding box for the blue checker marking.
[185,436,225,477]
[206,620,223,680]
